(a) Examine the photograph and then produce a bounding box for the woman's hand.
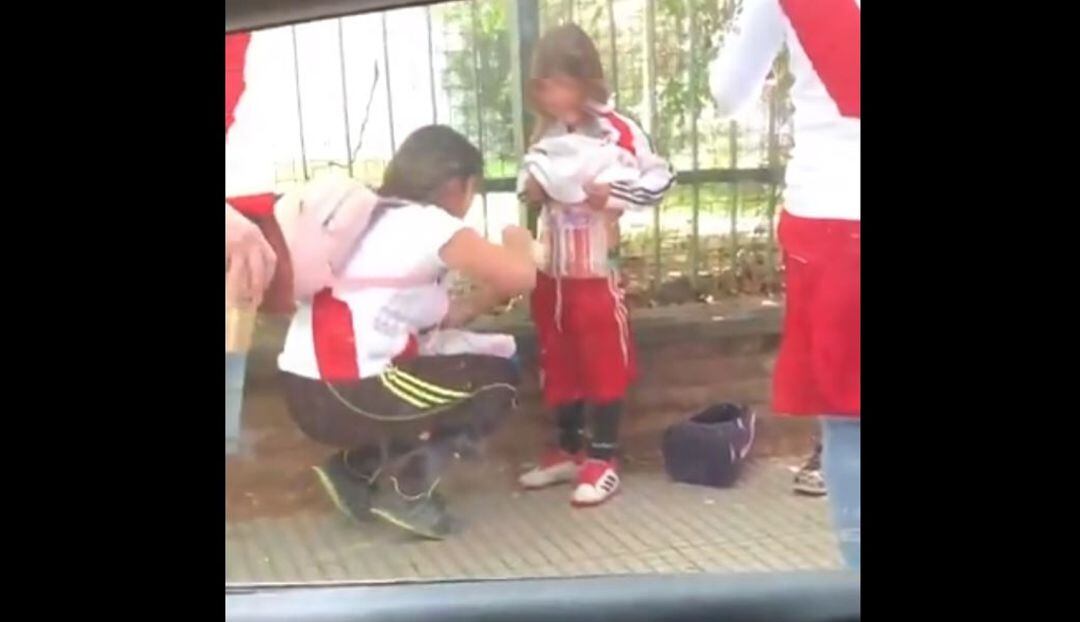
[585,183,611,211]
[226,203,277,307]
[441,300,476,329]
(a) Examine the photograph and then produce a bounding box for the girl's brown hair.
[528,23,609,144]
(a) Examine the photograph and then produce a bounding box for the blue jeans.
[225,353,248,455]
[822,417,860,569]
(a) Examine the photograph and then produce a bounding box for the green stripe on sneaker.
[369,508,445,540]
[312,465,356,522]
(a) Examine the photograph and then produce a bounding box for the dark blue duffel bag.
[662,403,756,488]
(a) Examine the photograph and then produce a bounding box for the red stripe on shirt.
[600,112,637,155]
[780,0,860,119]
[225,193,276,218]
[312,289,360,381]
[225,32,251,135]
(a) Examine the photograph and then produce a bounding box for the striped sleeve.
[605,114,675,212]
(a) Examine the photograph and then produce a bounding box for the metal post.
[511,0,540,231]
[381,13,397,152]
[426,5,438,123]
[765,71,780,292]
[607,0,618,107]
[724,0,739,275]
[728,120,739,274]
[290,26,310,181]
[336,19,354,177]
[689,3,701,290]
[469,0,488,238]
[644,0,660,292]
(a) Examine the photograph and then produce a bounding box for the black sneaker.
[793,443,826,496]
[369,480,455,540]
[312,451,375,522]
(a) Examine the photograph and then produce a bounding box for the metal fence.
[266,0,792,301]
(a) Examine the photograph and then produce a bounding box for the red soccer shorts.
[773,211,861,417]
[530,272,637,408]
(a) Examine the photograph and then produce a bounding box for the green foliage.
[439,1,518,179]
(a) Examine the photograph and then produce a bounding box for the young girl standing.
[517,24,673,507]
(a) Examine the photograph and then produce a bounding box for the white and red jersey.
[277,200,467,382]
[517,101,674,279]
[226,32,284,218]
[709,0,860,222]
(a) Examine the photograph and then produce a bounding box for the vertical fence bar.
[290,26,310,181]
[470,0,489,238]
[765,71,780,292]
[381,12,397,152]
[725,0,739,276]
[688,2,701,290]
[511,0,540,231]
[337,19,355,177]
[426,6,439,123]
[728,122,739,273]
[607,0,619,107]
[644,0,661,291]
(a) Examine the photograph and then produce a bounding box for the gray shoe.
[369,480,455,540]
[312,451,376,522]
[793,444,827,497]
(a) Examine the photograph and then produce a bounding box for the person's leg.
[806,219,860,567]
[573,275,636,507]
[821,417,860,569]
[587,401,621,461]
[771,212,860,564]
[794,441,826,496]
[225,352,248,455]
[519,398,586,489]
[556,401,587,454]
[521,273,588,489]
[281,372,387,522]
[362,354,519,538]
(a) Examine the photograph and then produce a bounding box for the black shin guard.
[555,401,586,454]
[588,400,623,461]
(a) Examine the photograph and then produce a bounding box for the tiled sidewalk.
[226,461,839,584]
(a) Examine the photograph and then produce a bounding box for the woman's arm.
[603,120,675,212]
[709,0,787,118]
[439,225,537,299]
[441,283,511,329]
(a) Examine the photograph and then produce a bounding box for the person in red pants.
[710,0,860,567]
[516,25,674,507]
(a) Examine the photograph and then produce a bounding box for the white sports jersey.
[277,201,466,381]
[517,101,675,279]
[226,31,286,214]
[710,0,860,221]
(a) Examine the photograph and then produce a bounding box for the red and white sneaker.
[571,459,620,507]
[519,448,583,489]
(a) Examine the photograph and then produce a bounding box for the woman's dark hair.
[379,125,484,204]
